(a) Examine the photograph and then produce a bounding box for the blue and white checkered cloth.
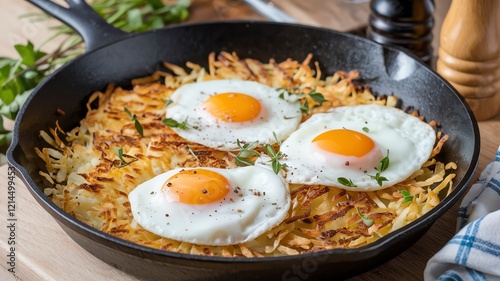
[425,146,500,281]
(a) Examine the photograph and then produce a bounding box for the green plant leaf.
[300,99,309,114]
[127,8,143,30]
[0,0,192,156]
[401,190,414,204]
[0,135,6,147]
[162,118,180,128]
[147,16,164,29]
[0,64,11,86]
[265,144,277,158]
[378,149,390,172]
[14,41,46,66]
[147,0,164,9]
[0,88,15,105]
[271,160,282,174]
[0,57,16,69]
[134,119,144,137]
[309,89,327,106]
[356,207,374,227]
[23,70,39,80]
[337,177,357,187]
[0,115,6,133]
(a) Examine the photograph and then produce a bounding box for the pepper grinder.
[366,0,435,65]
[437,0,500,121]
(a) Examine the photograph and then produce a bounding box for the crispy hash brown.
[36,52,456,257]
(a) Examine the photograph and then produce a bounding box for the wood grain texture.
[1,0,499,280]
[437,0,500,120]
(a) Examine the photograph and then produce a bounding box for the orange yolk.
[312,129,375,157]
[162,169,230,204]
[202,92,261,122]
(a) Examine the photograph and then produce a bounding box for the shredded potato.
[37,52,456,257]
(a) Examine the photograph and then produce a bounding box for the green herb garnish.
[369,150,390,186]
[362,127,369,133]
[124,108,144,137]
[277,88,292,100]
[369,173,388,186]
[231,132,288,174]
[337,177,357,187]
[233,139,260,167]
[300,99,310,114]
[263,132,288,174]
[309,89,327,107]
[263,145,287,174]
[401,190,414,204]
[356,207,374,227]
[378,149,390,173]
[299,89,328,114]
[162,117,195,130]
[277,87,304,102]
[114,147,138,168]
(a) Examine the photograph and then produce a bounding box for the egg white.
[279,104,437,191]
[165,79,302,150]
[128,166,291,246]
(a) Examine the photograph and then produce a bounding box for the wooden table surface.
[1,0,499,280]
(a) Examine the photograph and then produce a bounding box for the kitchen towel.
[424,146,500,281]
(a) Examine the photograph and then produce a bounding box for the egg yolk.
[312,129,375,157]
[162,169,230,204]
[202,92,261,122]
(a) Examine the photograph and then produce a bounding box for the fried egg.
[128,166,291,246]
[165,79,301,150]
[278,104,436,191]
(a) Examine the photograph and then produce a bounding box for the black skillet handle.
[27,0,128,52]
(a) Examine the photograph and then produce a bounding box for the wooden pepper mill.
[437,0,500,121]
[366,0,435,65]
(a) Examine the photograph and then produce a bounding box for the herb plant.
[0,0,190,161]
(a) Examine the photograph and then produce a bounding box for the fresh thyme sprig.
[369,150,390,186]
[370,173,388,186]
[377,150,390,172]
[124,108,144,137]
[356,207,374,227]
[232,139,260,166]
[308,89,327,106]
[263,132,288,174]
[162,117,197,130]
[277,87,304,102]
[277,87,328,114]
[337,177,357,187]
[114,147,138,168]
[401,190,414,204]
[232,132,288,174]
[300,99,310,114]
[301,89,328,114]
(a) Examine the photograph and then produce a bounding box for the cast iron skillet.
[7,0,480,280]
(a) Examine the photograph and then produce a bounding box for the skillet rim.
[6,20,481,264]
